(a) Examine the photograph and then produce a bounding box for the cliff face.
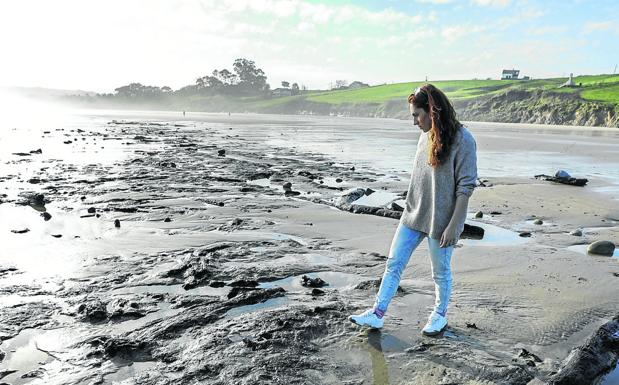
[454,89,619,127]
[258,89,619,128]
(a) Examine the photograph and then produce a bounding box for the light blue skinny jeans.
[373,221,454,317]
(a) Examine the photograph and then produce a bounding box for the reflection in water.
[366,330,391,385]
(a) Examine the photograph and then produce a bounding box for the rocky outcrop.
[455,89,619,127]
[548,315,619,385]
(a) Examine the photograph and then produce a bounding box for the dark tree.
[291,83,300,95]
[233,58,268,94]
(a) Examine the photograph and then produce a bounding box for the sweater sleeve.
[454,130,477,197]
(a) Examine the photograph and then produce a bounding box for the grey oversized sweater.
[401,126,477,240]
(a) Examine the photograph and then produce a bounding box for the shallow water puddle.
[352,191,400,207]
[460,221,531,247]
[566,244,619,258]
[595,363,619,385]
[0,328,68,384]
[258,271,366,291]
[103,360,157,384]
[223,296,288,319]
[580,224,619,235]
[270,253,335,265]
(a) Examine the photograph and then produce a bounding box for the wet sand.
[0,111,618,384]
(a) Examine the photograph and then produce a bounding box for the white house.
[501,69,520,80]
[348,81,370,89]
[272,88,292,97]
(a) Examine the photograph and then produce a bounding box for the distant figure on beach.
[349,84,478,336]
[182,110,186,116]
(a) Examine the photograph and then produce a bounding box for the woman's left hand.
[439,225,458,248]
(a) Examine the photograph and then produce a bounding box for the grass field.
[271,74,619,106]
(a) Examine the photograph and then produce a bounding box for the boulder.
[587,241,616,256]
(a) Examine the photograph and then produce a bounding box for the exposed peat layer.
[1,115,618,384]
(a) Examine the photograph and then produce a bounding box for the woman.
[349,84,477,336]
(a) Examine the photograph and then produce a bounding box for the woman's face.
[410,104,431,133]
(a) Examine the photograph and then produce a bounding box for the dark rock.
[0,369,18,378]
[535,174,588,187]
[30,148,42,154]
[28,178,41,184]
[548,315,619,385]
[519,348,542,362]
[533,219,544,225]
[311,288,325,296]
[87,207,96,214]
[209,281,226,288]
[41,212,52,221]
[466,322,479,329]
[11,228,30,234]
[77,300,108,322]
[204,199,225,207]
[587,240,616,256]
[570,229,582,236]
[490,211,502,215]
[51,234,62,238]
[112,207,139,213]
[284,190,301,196]
[164,217,172,223]
[298,170,318,180]
[474,211,483,218]
[354,279,403,293]
[335,178,343,183]
[114,219,121,228]
[301,275,327,288]
[519,232,532,238]
[108,298,146,320]
[217,149,225,156]
[337,188,366,206]
[63,140,72,144]
[230,218,243,226]
[282,182,292,191]
[461,224,484,240]
[228,279,259,287]
[389,201,404,212]
[227,286,259,299]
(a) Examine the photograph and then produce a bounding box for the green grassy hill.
[236,74,619,127]
[255,74,619,108]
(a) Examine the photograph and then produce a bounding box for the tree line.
[97,58,272,101]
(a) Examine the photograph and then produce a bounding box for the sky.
[0,0,618,92]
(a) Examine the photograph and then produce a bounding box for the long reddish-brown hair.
[408,84,461,167]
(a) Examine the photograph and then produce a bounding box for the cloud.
[441,24,486,43]
[471,0,510,6]
[417,0,452,4]
[583,21,618,34]
[526,25,568,36]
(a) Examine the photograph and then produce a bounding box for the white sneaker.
[349,309,384,329]
[422,311,447,336]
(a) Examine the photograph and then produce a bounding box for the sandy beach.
[1,109,618,385]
